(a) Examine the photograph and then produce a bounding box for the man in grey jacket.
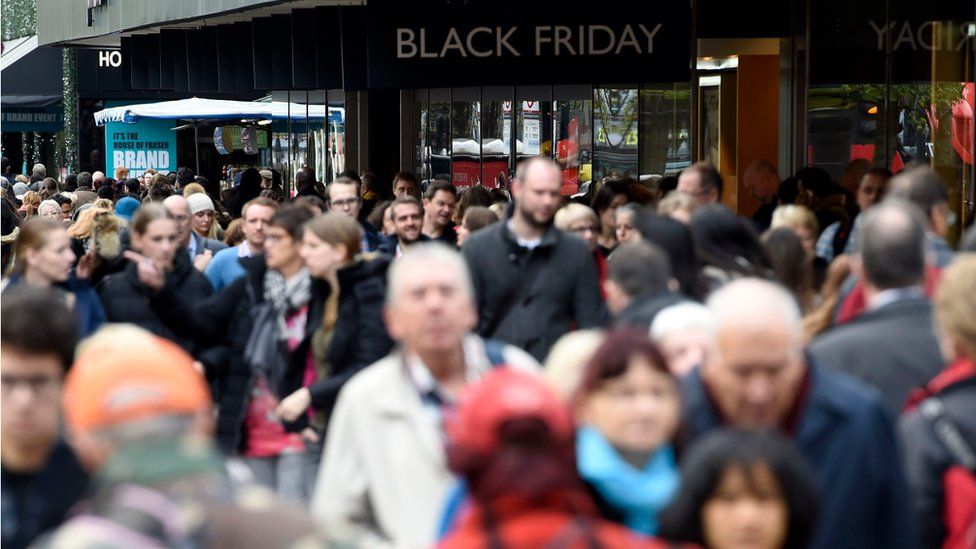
[462,156,607,361]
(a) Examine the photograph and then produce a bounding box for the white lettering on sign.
[396,24,662,59]
[98,50,122,67]
[870,20,976,51]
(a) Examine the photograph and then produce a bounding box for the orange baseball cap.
[63,328,211,431]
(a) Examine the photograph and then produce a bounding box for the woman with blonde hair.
[274,213,395,432]
[18,190,41,218]
[770,205,818,259]
[555,203,608,297]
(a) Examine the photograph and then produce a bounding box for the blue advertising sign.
[1,107,64,132]
[104,102,176,178]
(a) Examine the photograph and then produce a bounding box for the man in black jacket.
[606,241,685,330]
[809,200,944,416]
[462,156,607,361]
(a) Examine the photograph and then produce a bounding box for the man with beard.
[378,196,430,258]
[462,156,607,361]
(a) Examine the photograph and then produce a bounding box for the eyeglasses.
[330,198,359,208]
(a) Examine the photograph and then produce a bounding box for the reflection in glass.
[481,100,510,188]
[413,93,428,182]
[554,99,592,192]
[517,100,553,160]
[429,100,451,183]
[640,83,691,177]
[452,100,481,188]
[593,88,638,180]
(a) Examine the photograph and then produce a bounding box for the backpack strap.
[919,397,976,473]
[831,217,856,259]
[483,339,508,368]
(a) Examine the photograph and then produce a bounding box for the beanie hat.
[114,196,141,222]
[186,192,215,215]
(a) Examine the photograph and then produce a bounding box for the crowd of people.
[1,155,975,549]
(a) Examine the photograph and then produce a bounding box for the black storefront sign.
[366,0,691,88]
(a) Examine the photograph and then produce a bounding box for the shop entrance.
[696,38,789,216]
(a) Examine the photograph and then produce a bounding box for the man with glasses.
[1,286,88,549]
[326,176,380,252]
[163,195,226,272]
[677,162,723,207]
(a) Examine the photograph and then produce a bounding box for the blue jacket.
[3,275,105,339]
[680,363,914,549]
[204,245,247,291]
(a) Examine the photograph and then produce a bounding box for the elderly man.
[681,278,914,549]
[809,201,943,416]
[163,195,226,272]
[312,244,539,548]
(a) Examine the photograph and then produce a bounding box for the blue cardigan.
[680,362,914,549]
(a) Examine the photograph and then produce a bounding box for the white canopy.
[94,97,332,126]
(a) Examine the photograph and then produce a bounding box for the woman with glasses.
[555,203,608,299]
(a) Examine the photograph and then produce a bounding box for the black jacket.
[808,296,944,416]
[148,256,326,454]
[375,233,431,255]
[309,255,395,425]
[97,250,213,354]
[613,291,686,331]
[462,218,608,361]
[899,361,976,548]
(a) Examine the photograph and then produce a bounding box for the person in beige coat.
[311,243,540,548]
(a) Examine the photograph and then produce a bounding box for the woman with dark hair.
[689,204,773,296]
[761,228,814,314]
[456,205,498,247]
[227,167,263,219]
[441,368,679,548]
[590,179,632,256]
[572,329,682,535]
[454,185,494,225]
[637,213,702,301]
[658,429,819,549]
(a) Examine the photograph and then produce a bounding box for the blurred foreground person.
[900,255,976,549]
[1,287,88,549]
[650,302,714,377]
[440,368,683,548]
[312,244,539,548]
[572,330,681,535]
[659,429,819,549]
[682,278,913,549]
[36,325,323,548]
[606,242,683,330]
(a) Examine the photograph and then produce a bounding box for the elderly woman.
[37,199,62,220]
[555,203,608,298]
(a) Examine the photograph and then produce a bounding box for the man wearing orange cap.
[36,325,323,549]
[1,286,88,549]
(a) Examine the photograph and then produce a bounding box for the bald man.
[681,278,913,549]
[163,195,227,271]
[743,159,781,229]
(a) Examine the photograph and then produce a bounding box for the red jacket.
[438,491,690,549]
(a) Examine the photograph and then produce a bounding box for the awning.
[2,36,64,105]
[93,97,337,126]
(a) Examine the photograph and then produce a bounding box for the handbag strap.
[920,397,976,473]
[482,247,547,338]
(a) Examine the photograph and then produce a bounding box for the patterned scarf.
[263,267,312,339]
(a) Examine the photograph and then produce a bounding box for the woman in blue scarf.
[572,328,682,536]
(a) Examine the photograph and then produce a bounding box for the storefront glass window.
[428,91,451,184]
[517,99,552,161]
[640,83,692,177]
[593,88,639,180]
[481,95,511,188]
[553,99,592,192]
[451,94,480,188]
